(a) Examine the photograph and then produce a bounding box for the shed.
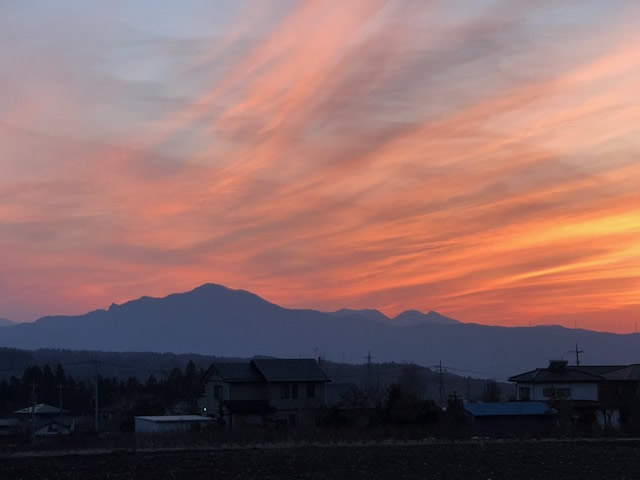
[134,415,212,433]
[464,402,557,436]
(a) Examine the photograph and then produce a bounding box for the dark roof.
[509,364,640,383]
[209,363,263,383]
[251,359,330,382]
[14,404,69,415]
[135,416,212,423]
[597,365,640,381]
[223,400,275,415]
[509,368,603,383]
[465,402,555,417]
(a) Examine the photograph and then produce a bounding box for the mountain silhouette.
[392,310,459,326]
[0,318,15,327]
[329,309,389,323]
[1,283,638,378]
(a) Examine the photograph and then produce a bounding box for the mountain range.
[0,318,15,327]
[1,283,638,379]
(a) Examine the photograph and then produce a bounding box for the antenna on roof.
[570,342,584,366]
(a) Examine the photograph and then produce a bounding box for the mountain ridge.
[1,283,638,377]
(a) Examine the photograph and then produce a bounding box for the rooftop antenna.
[570,342,584,366]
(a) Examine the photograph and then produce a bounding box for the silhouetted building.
[202,358,330,427]
[464,402,557,435]
[510,361,640,430]
[135,415,213,433]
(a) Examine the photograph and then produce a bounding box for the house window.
[306,384,316,399]
[291,384,299,399]
[281,384,290,399]
[543,387,556,398]
[519,387,531,400]
[556,388,570,399]
[214,385,223,400]
[289,414,297,426]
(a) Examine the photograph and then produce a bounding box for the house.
[10,403,76,436]
[509,360,640,430]
[134,415,212,433]
[464,402,557,435]
[14,403,69,417]
[0,419,27,437]
[203,358,330,427]
[32,418,74,436]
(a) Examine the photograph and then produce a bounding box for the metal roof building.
[465,402,555,417]
[134,415,212,434]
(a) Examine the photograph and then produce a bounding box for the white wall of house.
[267,382,326,411]
[516,382,599,401]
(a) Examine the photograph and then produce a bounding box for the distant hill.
[330,309,389,323]
[0,283,639,378]
[392,310,459,326]
[0,318,15,327]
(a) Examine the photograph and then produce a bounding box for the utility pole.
[570,343,584,366]
[365,351,374,378]
[94,357,99,433]
[439,360,444,407]
[59,381,63,424]
[31,380,36,443]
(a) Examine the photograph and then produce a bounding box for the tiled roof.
[465,402,555,417]
[600,364,640,381]
[251,359,330,382]
[210,362,263,382]
[509,364,640,383]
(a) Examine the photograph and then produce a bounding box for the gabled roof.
[509,364,640,383]
[207,362,263,383]
[465,402,555,417]
[251,359,330,382]
[599,364,640,381]
[509,368,603,383]
[14,404,69,415]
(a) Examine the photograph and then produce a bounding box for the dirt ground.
[2,440,640,480]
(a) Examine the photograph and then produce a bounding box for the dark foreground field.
[2,440,640,480]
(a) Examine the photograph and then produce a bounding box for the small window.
[519,387,531,400]
[289,413,297,426]
[556,388,570,399]
[281,384,290,399]
[214,385,223,400]
[306,384,316,399]
[291,384,298,399]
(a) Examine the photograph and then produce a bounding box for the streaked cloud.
[1,0,639,332]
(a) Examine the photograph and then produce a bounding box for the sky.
[1,0,639,332]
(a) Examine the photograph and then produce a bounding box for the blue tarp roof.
[465,402,554,417]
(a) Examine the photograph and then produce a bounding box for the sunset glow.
[1,1,639,332]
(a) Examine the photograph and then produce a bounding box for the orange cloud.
[1,1,639,333]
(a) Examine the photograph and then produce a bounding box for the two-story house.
[202,358,330,427]
[510,360,640,430]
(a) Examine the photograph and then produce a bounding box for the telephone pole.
[59,381,64,424]
[439,360,444,407]
[31,380,36,443]
[365,351,374,378]
[94,357,99,433]
[570,343,584,366]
